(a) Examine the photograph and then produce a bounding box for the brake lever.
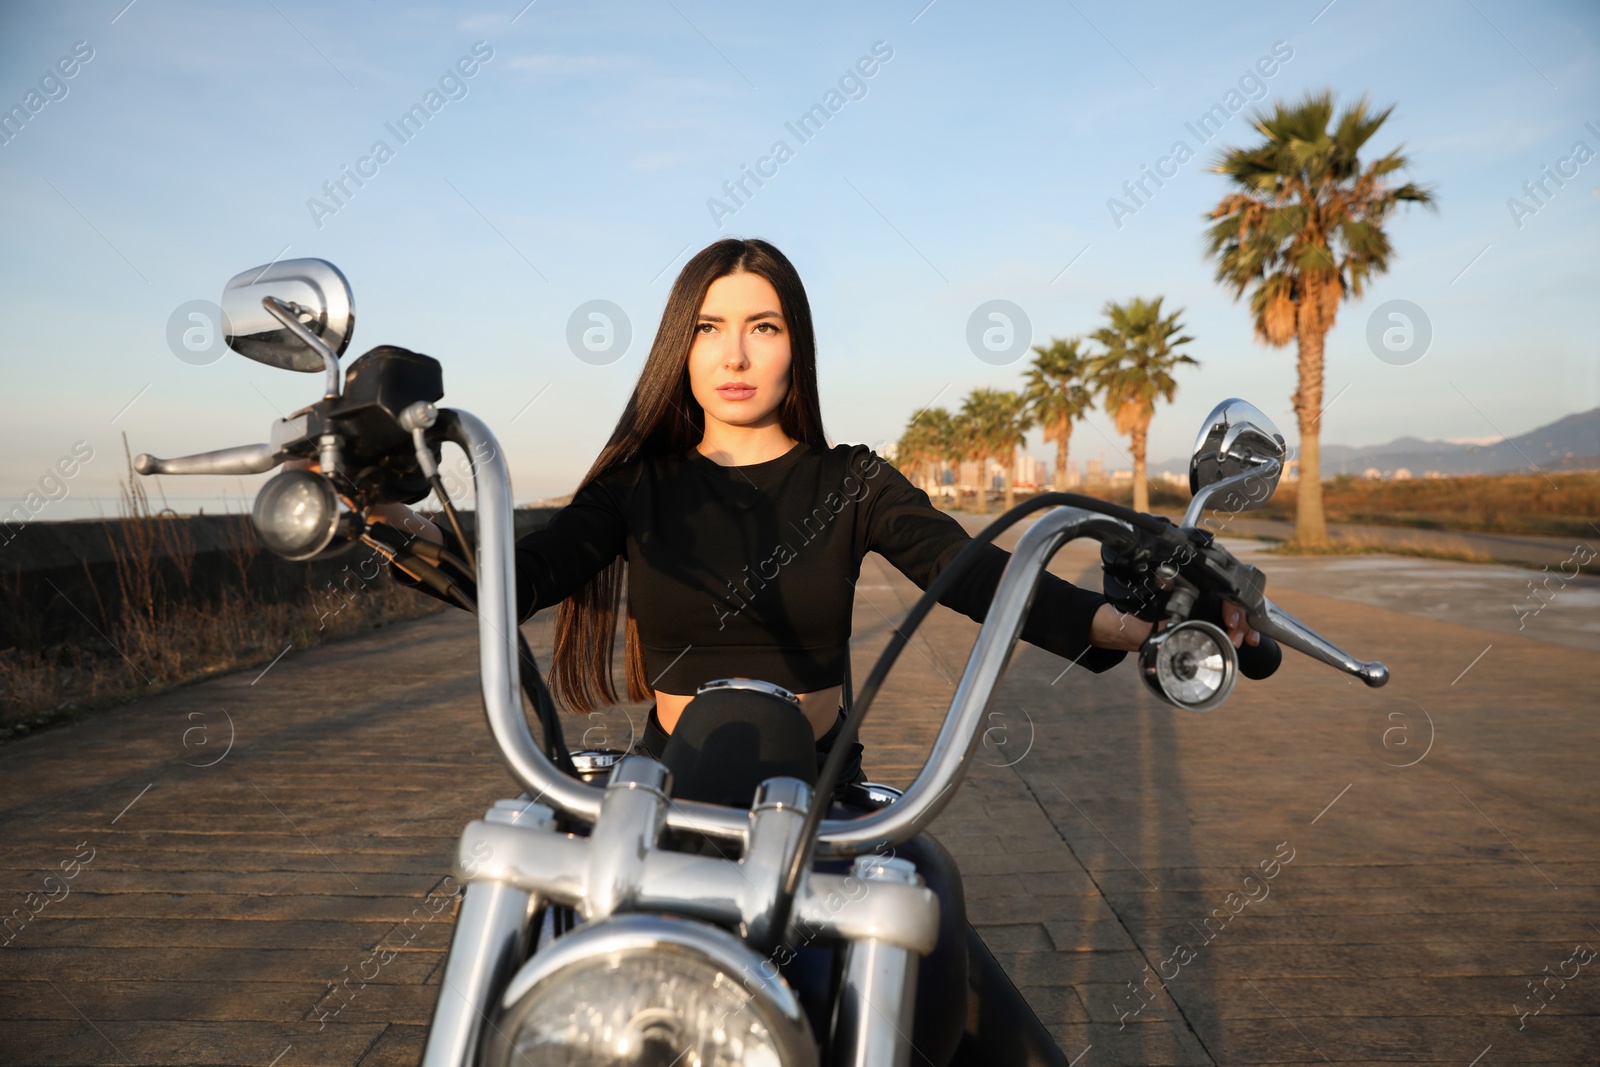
[1246,597,1389,687]
[1172,534,1388,687]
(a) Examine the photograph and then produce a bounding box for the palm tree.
[1088,297,1197,514]
[950,402,988,513]
[992,391,1032,512]
[937,409,970,506]
[959,389,1031,513]
[1023,337,1095,492]
[896,407,953,494]
[1204,89,1435,546]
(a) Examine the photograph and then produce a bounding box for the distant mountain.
[1152,407,1600,477]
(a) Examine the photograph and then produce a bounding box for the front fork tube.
[831,855,925,1067]
[419,880,538,1067]
[834,938,920,1067]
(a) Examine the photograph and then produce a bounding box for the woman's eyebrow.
[696,310,785,323]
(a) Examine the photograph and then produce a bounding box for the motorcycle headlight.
[485,914,816,1067]
[1139,619,1238,711]
[251,469,350,561]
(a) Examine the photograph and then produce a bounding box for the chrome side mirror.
[1182,398,1287,528]
[222,258,355,379]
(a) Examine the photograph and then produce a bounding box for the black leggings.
[634,703,866,800]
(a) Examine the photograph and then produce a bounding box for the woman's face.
[687,270,792,431]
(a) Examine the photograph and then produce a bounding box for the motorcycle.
[135,258,1389,1066]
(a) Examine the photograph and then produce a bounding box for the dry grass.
[1263,540,1494,565]
[1254,471,1600,539]
[941,481,1192,518]
[0,455,442,738]
[945,471,1599,540]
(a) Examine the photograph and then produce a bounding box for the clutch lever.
[136,413,315,478]
[134,443,284,476]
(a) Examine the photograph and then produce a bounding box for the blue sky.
[2,0,1596,514]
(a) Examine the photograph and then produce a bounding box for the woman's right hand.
[368,502,444,547]
[280,457,443,547]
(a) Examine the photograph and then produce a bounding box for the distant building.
[1013,453,1044,488]
[1362,467,1383,480]
[1086,456,1105,483]
[1393,468,1412,480]
[1109,469,1133,484]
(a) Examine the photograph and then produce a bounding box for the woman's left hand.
[1090,602,1153,651]
[1219,600,1262,649]
[1092,598,1260,652]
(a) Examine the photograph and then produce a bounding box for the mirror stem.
[262,296,343,398]
[1181,458,1282,529]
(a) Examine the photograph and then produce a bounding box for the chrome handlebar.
[812,508,1138,855]
[135,407,1389,853]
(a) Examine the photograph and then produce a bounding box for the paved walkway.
[2,518,1596,1064]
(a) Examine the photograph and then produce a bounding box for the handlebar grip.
[134,443,281,477]
[1237,635,1282,680]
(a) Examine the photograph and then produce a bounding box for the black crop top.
[450,439,1125,694]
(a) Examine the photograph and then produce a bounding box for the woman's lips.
[716,385,756,400]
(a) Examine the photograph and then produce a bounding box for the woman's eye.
[754,322,780,334]
[695,322,715,334]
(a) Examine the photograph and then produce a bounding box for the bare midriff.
[654,684,843,741]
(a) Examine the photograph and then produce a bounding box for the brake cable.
[429,473,478,578]
[367,519,579,778]
[766,492,1170,948]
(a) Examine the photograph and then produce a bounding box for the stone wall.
[0,509,558,653]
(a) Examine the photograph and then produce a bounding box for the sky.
[2,0,1597,516]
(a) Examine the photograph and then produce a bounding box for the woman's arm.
[855,449,1127,670]
[377,471,632,622]
[856,450,1257,666]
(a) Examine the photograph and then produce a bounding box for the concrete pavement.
[1,520,1596,1064]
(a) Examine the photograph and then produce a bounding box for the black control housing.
[285,345,445,505]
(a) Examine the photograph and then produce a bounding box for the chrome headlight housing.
[485,914,816,1067]
[1139,619,1238,711]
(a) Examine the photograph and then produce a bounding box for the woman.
[384,237,1254,790]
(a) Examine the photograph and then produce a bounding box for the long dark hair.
[550,238,828,714]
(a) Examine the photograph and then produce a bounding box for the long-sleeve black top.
[404,440,1125,694]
